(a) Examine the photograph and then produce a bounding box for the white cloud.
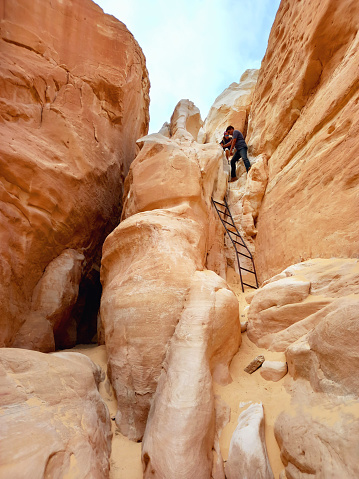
[95,0,280,132]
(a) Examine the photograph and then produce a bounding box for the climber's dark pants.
[231,147,251,177]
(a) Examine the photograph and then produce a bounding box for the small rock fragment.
[244,355,265,374]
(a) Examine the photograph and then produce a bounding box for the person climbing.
[226,125,251,181]
[219,130,232,162]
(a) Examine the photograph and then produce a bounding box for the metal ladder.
[212,197,259,292]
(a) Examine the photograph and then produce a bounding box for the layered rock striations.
[100,99,241,471]
[246,0,359,281]
[0,348,112,478]
[0,0,149,350]
[247,258,359,478]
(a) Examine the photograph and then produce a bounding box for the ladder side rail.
[212,198,258,290]
[224,197,259,287]
[212,199,245,292]
[223,197,253,258]
[226,230,245,293]
[212,199,231,221]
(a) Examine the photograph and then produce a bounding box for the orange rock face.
[0,348,112,478]
[247,0,359,281]
[0,0,149,348]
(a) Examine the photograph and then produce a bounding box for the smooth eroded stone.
[260,361,288,382]
[225,403,274,479]
[0,348,112,478]
[141,271,240,479]
[101,104,237,441]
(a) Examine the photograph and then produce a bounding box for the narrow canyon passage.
[1,0,358,477]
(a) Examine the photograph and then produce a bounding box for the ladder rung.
[212,196,258,290]
[216,208,228,216]
[222,219,235,228]
[237,252,253,259]
[240,267,256,274]
[233,239,246,247]
[212,200,225,207]
[226,229,241,238]
[243,282,258,289]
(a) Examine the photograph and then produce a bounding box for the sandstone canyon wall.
[0,0,149,350]
[246,0,359,281]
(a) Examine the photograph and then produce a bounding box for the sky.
[95,0,281,133]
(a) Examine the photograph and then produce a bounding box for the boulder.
[170,99,203,141]
[286,296,359,396]
[260,361,288,382]
[0,348,112,478]
[225,403,274,479]
[247,259,359,351]
[0,0,149,349]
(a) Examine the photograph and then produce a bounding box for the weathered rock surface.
[275,381,359,479]
[169,99,203,141]
[250,259,359,478]
[247,258,359,351]
[224,153,268,281]
[204,69,259,144]
[246,0,359,281]
[101,100,239,441]
[260,361,288,382]
[0,348,112,478]
[287,296,359,397]
[0,0,149,349]
[141,271,239,478]
[225,403,274,479]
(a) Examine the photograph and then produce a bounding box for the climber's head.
[226,125,234,134]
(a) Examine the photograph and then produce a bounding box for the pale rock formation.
[169,99,203,141]
[101,100,239,441]
[224,154,268,280]
[275,381,359,479]
[141,271,239,478]
[0,0,149,349]
[225,403,274,479]
[212,397,231,479]
[204,69,259,143]
[241,154,269,237]
[286,296,359,396]
[247,258,359,351]
[260,361,288,382]
[158,122,170,137]
[246,0,359,281]
[249,259,359,478]
[0,348,112,478]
